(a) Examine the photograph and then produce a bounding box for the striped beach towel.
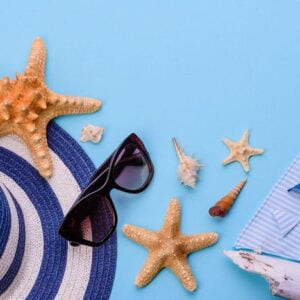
[235,154,300,261]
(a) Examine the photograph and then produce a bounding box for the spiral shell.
[209,179,247,217]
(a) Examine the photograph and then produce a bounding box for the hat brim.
[0,121,117,300]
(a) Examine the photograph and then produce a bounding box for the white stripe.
[0,135,94,299]
[0,184,19,279]
[48,140,94,300]
[273,210,300,236]
[235,153,300,261]
[0,173,44,300]
[238,229,300,258]
[239,211,300,251]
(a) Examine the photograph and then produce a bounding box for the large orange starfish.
[0,38,101,177]
[123,199,218,291]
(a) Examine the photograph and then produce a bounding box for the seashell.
[81,125,104,143]
[209,179,247,217]
[172,137,201,188]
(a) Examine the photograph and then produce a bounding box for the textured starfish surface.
[223,129,264,172]
[0,38,101,177]
[123,198,218,291]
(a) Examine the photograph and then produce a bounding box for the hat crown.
[0,123,117,299]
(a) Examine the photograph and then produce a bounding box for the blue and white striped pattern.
[0,122,117,300]
[0,185,25,294]
[288,183,300,194]
[272,209,300,237]
[235,153,300,261]
[0,187,11,258]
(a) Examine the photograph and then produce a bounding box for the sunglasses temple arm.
[88,152,115,183]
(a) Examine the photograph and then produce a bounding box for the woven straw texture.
[0,121,117,300]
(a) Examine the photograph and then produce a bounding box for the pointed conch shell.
[172,137,201,188]
[209,179,247,217]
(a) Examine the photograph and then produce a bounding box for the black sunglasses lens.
[61,194,115,244]
[113,143,150,191]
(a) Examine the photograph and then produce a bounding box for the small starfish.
[222,129,264,172]
[0,38,101,177]
[123,198,218,291]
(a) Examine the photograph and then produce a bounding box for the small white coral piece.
[81,125,104,143]
[172,138,201,188]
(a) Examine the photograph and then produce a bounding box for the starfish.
[0,38,101,178]
[222,129,264,172]
[123,198,218,291]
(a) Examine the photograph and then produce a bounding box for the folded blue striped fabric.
[288,183,300,194]
[235,154,300,261]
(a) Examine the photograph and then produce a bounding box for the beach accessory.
[235,154,300,261]
[0,121,116,299]
[222,129,264,172]
[172,138,201,188]
[288,183,300,194]
[123,198,218,292]
[209,179,247,217]
[59,133,154,247]
[0,37,101,178]
[224,250,300,300]
[81,125,104,143]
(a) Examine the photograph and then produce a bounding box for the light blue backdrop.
[1,1,299,299]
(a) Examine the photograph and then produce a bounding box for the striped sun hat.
[0,121,117,300]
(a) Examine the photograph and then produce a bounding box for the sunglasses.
[59,133,154,247]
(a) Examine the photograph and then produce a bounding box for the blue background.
[1,1,300,299]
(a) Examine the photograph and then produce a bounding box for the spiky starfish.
[123,198,218,291]
[222,129,264,172]
[0,38,101,178]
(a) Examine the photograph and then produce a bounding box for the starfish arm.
[223,153,235,165]
[169,257,197,291]
[123,224,159,249]
[249,147,264,155]
[239,158,250,172]
[181,232,218,253]
[23,127,52,177]
[223,138,235,147]
[0,124,14,137]
[241,129,250,144]
[135,252,164,288]
[44,92,101,121]
[162,198,181,238]
[25,37,46,80]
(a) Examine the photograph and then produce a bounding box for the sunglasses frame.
[59,133,154,247]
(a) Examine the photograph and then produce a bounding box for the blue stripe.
[272,209,300,236]
[48,122,117,300]
[0,147,67,300]
[0,192,26,294]
[235,154,300,261]
[0,121,117,300]
[0,187,11,259]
